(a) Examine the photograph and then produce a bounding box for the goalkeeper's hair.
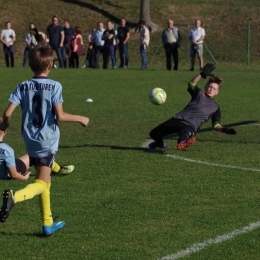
[208,76,223,88]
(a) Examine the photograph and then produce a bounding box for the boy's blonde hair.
[28,42,53,74]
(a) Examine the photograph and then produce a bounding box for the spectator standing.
[189,19,205,71]
[32,28,48,44]
[162,19,182,71]
[63,20,74,68]
[69,26,84,68]
[139,20,150,69]
[46,16,64,68]
[82,29,95,68]
[28,30,37,49]
[117,18,130,68]
[22,23,35,68]
[1,21,16,68]
[102,21,116,69]
[91,22,105,69]
[111,23,117,63]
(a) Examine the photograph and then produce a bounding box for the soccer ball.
[149,88,167,105]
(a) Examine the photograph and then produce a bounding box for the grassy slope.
[1,0,260,65]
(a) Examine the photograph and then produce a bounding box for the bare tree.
[139,0,159,32]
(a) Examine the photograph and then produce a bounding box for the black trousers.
[92,44,104,69]
[164,43,179,71]
[69,52,79,68]
[149,117,195,144]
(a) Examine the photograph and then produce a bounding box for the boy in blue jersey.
[0,117,75,180]
[149,63,237,150]
[0,42,89,236]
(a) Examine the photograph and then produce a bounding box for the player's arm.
[189,62,215,85]
[0,103,16,130]
[190,74,202,85]
[54,103,89,127]
[212,109,236,135]
[213,123,237,135]
[7,166,30,180]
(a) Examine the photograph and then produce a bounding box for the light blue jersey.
[0,142,15,179]
[8,76,63,157]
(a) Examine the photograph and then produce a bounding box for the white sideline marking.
[158,221,260,260]
[142,140,260,172]
[142,127,260,260]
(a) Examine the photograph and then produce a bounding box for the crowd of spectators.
[0,17,206,71]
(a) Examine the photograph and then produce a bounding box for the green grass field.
[1,64,260,260]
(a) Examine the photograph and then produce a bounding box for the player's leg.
[149,118,179,149]
[36,160,65,236]
[0,156,50,223]
[177,126,196,150]
[52,161,75,175]
[0,178,47,223]
[18,154,30,170]
[15,158,28,175]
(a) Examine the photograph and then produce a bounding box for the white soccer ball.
[149,88,167,105]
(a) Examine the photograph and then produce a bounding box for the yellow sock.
[40,183,53,226]
[51,161,61,173]
[14,179,47,203]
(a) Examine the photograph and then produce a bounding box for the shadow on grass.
[59,143,166,154]
[59,120,259,150]
[0,231,50,238]
[60,0,137,27]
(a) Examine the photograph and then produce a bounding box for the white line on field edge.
[158,221,260,260]
[142,139,260,172]
[142,135,260,259]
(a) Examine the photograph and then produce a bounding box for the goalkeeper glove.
[200,63,215,79]
[222,127,237,135]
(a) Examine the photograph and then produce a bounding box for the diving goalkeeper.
[149,63,237,150]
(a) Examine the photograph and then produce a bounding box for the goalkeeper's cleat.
[0,189,15,223]
[149,142,167,149]
[177,137,196,150]
[58,165,75,175]
[42,220,66,236]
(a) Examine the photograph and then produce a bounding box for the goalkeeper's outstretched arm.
[214,124,237,135]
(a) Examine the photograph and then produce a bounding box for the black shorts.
[15,158,27,175]
[29,154,55,168]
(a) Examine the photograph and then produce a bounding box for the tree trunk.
[139,0,159,32]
